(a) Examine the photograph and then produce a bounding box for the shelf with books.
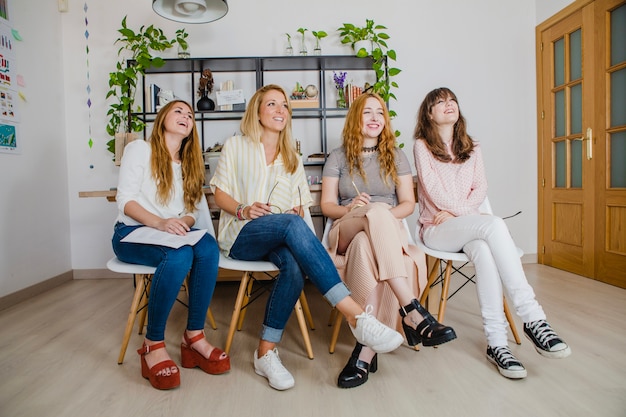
[132,55,384,166]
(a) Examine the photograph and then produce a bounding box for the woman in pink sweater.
[413,87,571,379]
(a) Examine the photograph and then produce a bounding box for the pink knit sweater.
[413,139,488,230]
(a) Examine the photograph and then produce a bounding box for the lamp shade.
[152,0,228,24]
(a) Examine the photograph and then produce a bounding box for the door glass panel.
[610,131,626,188]
[570,83,582,134]
[570,29,582,80]
[571,139,583,188]
[555,89,566,137]
[611,4,626,66]
[555,140,566,188]
[611,68,626,127]
[554,38,565,87]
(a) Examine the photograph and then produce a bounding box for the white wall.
[0,0,575,298]
[0,1,71,297]
[536,0,576,24]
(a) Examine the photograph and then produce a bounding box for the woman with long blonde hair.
[211,85,405,391]
[112,100,228,390]
[321,93,457,388]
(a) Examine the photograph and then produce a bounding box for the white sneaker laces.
[528,320,559,346]
[493,346,521,366]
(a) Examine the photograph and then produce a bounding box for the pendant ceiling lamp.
[152,0,228,24]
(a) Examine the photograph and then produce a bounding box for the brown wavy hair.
[413,87,474,163]
[342,92,398,186]
[149,100,205,212]
[240,84,299,174]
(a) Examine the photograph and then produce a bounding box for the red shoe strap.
[137,341,166,355]
[183,331,205,346]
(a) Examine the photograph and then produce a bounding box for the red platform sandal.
[137,342,180,390]
[181,331,231,374]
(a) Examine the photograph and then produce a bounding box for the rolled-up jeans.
[229,214,350,343]
[112,223,220,341]
[422,214,545,347]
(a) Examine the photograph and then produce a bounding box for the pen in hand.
[351,181,365,209]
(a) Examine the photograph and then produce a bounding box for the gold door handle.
[574,127,592,160]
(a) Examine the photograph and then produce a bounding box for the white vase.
[353,40,372,56]
[203,152,222,183]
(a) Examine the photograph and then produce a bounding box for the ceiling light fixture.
[152,0,228,24]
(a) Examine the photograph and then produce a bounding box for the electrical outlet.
[58,0,69,12]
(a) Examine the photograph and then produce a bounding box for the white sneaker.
[349,305,404,353]
[254,348,295,391]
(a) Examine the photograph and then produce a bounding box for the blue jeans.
[112,223,220,341]
[229,214,350,343]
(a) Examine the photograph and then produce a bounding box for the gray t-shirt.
[322,147,411,207]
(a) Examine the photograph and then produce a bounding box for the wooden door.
[537,0,626,287]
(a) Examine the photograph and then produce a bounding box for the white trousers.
[423,214,545,347]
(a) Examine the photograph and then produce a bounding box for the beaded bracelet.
[236,203,247,221]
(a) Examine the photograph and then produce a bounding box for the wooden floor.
[1,264,625,417]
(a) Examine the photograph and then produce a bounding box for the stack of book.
[344,84,364,108]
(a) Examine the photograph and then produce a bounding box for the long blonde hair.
[240,84,299,174]
[342,92,398,186]
[149,100,205,212]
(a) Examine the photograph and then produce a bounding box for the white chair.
[109,194,218,364]
[219,209,317,359]
[321,216,419,353]
[413,197,522,344]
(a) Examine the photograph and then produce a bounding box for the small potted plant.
[297,27,308,56]
[311,30,327,55]
[196,68,215,111]
[284,33,293,56]
[106,16,188,164]
[336,19,400,112]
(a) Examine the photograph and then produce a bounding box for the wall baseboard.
[0,271,73,312]
[73,268,128,279]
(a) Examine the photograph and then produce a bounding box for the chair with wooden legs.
[111,194,218,364]
[413,197,522,345]
[322,217,421,354]
[219,209,317,359]
[108,259,218,364]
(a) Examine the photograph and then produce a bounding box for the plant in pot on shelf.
[337,19,401,111]
[311,30,327,55]
[197,69,215,111]
[297,27,308,56]
[105,16,188,164]
[284,33,294,56]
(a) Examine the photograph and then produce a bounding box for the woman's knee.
[270,249,305,286]
[166,245,194,269]
[193,234,220,261]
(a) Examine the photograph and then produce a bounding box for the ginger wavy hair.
[342,92,398,186]
[413,87,474,163]
[149,100,205,212]
[240,84,299,174]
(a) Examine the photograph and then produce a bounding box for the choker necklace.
[362,144,379,153]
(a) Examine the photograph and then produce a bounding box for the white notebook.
[121,227,207,249]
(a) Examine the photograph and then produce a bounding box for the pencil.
[351,181,360,196]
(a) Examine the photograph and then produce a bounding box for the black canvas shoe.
[486,346,527,379]
[524,320,571,359]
